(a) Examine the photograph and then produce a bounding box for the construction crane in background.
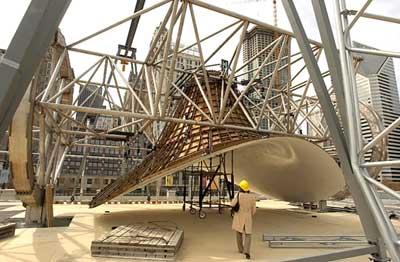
[119,0,277,66]
[118,0,146,71]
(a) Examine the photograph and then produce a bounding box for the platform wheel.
[189,208,196,215]
[198,210,207,219]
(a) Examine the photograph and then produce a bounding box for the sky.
[1,0,399,86]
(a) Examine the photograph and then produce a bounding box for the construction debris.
[262,235,369,248]
[91,223,184,260]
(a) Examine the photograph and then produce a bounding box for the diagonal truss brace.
[0,0,71,140]
[282,0,400,261]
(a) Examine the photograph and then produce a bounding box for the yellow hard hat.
[239,180,249,192]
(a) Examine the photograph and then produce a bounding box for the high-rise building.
[242,26,291,130]
[243,26,290,86]
[56,133,150,196]
[355,42,400,183]
[76,84,105,124]
[151,24,201,87]
[59,82,146,196]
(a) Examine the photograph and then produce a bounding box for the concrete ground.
[0,200,399,261]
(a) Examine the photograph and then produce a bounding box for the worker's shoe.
[245,253,251,260]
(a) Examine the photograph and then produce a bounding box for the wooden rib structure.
[90,73,266,208]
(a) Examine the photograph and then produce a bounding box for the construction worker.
[231,180,256,260]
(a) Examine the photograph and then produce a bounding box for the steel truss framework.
[33,0,340,210]
[36,0,335,145]
[283,0,400,260]
[0,0,399,260]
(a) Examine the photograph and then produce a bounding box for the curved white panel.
[227,137,345,202]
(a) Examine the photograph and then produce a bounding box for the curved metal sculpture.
[227,137,345,202]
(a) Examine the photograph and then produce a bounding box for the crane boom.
[125,0,146,50]
[118,0,146,59]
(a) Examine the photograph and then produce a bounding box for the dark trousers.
[236,231,251,254]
